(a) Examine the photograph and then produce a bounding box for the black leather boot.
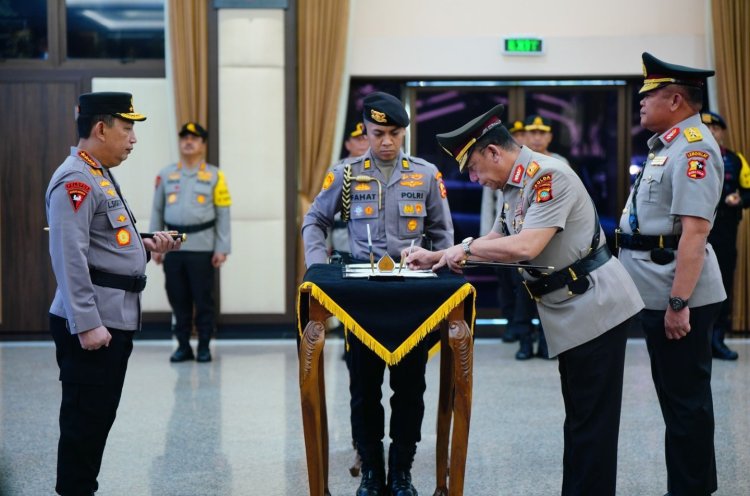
[170,327,194,362]
[387,444,417,496]
[515,331,534,360]
[357,442,385,496]
[196,339,212,363]
[712,328,738,360]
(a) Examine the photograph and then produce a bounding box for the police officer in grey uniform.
[407,104,644,496]
[46,92,180,496]
[302,92,453,496]
[150,122,232,363]
[617,53,726,496]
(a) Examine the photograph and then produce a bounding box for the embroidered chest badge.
[115,228,131,246]
[436,172,447,198]
[651,156,668,166]
[65,182,91,212]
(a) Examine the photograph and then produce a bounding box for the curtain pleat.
[296,0,350,282]
[712,0,750,331]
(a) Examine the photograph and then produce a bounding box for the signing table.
[297,263,476,496]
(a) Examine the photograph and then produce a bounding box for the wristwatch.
[461,237,474,256]
[668,296,688,311]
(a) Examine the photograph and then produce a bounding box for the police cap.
[179,121,208,139]
[701,111,726,129]
[78,92,146,121]
[436,104,505,171]
[508,120,525,134]
[524,114,552,132]
[346,121,366,139]
[363,92,409,128]
[639,52,714,94]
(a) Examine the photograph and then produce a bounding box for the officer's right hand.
[404,246,440,270]
[78,325,112,351]
[152,252,164,264]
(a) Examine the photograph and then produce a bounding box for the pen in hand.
[399,238,416,273]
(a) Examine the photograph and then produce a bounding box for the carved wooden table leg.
[433,320,454,496]
[447,319,473,496]
[299,319,328,496]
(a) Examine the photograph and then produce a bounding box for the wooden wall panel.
[0,80,80,336]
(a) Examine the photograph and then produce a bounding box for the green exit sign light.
[503,37,544,56]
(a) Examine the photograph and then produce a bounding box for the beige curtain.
[297,0,350,281]
[712,0,750,331]
[168,0,209,130]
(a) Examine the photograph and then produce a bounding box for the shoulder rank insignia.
[526,161,540,177]
[322,172,335,190]
[89,168,103,177]
[684,127,703,143]
[65,181,91,212]
[78,150,98,168]
[401,159,410,170]
[663,127,680,143]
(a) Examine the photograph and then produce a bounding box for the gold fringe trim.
[298,281,475,366]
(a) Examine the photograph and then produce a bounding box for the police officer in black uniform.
[701,110,750,360]
[302,92,453,496]
[46,92,180,496]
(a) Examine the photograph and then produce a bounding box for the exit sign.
[503,37,544,56]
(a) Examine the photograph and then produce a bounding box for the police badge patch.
[65,181,91,212]
[533,173,553,203]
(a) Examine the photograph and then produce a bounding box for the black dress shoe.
[713,341,739,360]
[196,348,212,363]
[515,335,534,360]
[170,347,194,362]
[357,469,386,495]
[388,470,417,496]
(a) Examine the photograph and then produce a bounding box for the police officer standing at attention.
[302,92,453,496]
[617,53,726,496]
[46,92,180,496]
[406,104,643,496]
[701,110,750,360]
[150,122,232,363]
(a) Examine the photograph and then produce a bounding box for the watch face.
[670,297,686,311]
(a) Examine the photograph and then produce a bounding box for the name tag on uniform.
[650,156,668,166]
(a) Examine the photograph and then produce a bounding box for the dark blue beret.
[363,92,409,128]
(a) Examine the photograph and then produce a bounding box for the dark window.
[0,0,48,59]
[66,0,165,60]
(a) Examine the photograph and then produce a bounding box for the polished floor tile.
[1,337,749,495]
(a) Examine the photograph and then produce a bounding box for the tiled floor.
[1,337,748,495]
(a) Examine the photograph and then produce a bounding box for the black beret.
[78,92,146,121]
[640,52,714,94]
[524,114,551,132]
[701,111,726,129]
[508,120,525,134]
[363,92,409,128]
[436,104,505,171]
[179,121,208,139]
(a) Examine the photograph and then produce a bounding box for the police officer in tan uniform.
[406,104,643,496]
[150,122,232,363]
[302,92,453,496]
[46,92,180,496]
[618,53,726,496]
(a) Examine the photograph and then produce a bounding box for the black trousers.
[708,217,739,331]
[348,334,429,452]
[642,303,721,496]
[558,318,630,496]
[163,251,215,344]
[50,315,134,496]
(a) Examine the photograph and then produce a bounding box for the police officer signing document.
[406,104,644,496]
[46,92,180,496]
[618,53,726,496]
[302,92,453,496]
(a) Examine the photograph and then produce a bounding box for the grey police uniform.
[149,162,231,253]
[493,146,644,357]
[618,114,726,309]
[302,150,453,265]
[47,147,148,332]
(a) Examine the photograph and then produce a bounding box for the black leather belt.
[166,219,215,234]
[89,267,147,293]
[523,244,612,299]
[615,230,680,250]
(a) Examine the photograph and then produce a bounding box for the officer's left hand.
[664,307,690,340]
[143,231,181,254]
[442,244,467,274]
[725,192,741,206]
[212,252,227,268]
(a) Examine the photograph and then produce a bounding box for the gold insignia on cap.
[371,109,387,123]
[129,97,134,112]
[642,62,647,78]
[188,123,196,133]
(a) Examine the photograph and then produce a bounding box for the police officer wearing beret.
[46,92,180,496]
[618,53,726,496]
[406,104,644,496]
[302,92,454,496]
[150,122,232,363]
[701,111,750,360]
